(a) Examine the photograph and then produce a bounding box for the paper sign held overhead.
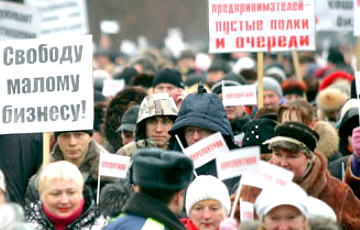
[355,0,360,36]
[0,35,93,134]
[208,0,316,53]
[316,0,353,32]
[102,79,125,97]
[216,146,260,180]
[222,85,257,106]
[240,161,294,189]
[183,132,229,169]
[99,152,131,179]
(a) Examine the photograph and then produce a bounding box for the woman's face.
[263,205,307,230]
[41,179,83,218]
[189,199,224,230]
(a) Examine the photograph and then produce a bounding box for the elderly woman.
[255,182,310,230]
[181,175,231,230]
[25,161,106,229]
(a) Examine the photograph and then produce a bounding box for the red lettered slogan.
[208,0,315,53]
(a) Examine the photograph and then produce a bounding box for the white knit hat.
[185,175,230,216]
[0,170,5,192]
[255,182,308,220]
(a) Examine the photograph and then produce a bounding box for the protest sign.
[355,0,360,36]
[25,0,88,36]
[208,0,316,53]
[183,132,229,169]
[234,133,244,146]
[0,1,41,40]
[216,146,260,180]
[222,84,257,106]
[99,152,131,179]
[240,161,294,189]
[316,0,353,32]
[0,34,93,134]
[240,199,254,222]
[102,79,125,97]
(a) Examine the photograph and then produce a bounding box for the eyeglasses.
[184,127,214,137]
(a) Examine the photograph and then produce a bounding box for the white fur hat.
[255,182,308,220]
[0,170,5,192]
[185,175,230,216]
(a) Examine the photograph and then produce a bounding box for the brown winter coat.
[345,155,360,199]
[232,151,360,230]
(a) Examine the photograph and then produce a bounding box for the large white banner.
[316,0,353,32]
[209,0,316,53]
[0,1,41,40]
[25,0,89,36]
[0,35,93,134]
[184,132,229,169]
[354,0,360,35]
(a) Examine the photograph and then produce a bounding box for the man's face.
[272,147,310,182]
[145,116,173,149]
[121,130,134,145]
[284,94,303,104]
[57,132,91,163]
[153,83,184,107]
[184,126,214,146]
[263,90,281,107]
[218,93,245,122]
[189,199,224,230]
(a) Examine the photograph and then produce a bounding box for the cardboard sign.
[240,161,294,189]
[240,199,254,222]
[222,85,257,106]
[355,0,360,36]
[25,0,89,36]
[0,1,41,40]
[102,79,125,97]
[0,35,93,134]
[316,0,353,32]
[184,132,229,169]
[99,152,131,178]
[216,146,260,180]
[209,0,316,53]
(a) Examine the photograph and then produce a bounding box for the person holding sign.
[25,161,107,229]
[104,148,194,230]
[169,83,239,191]
[254,77,283,108]
[117,93,178,156]
[181,175,231,230]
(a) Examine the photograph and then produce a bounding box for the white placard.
[240,199,254,222]
[234,133,244,146]
[216,146,260,180]
[99,152,131,178]
[0,1,42,40]
[209,0,316,53]
[102,79,125,97]
[0,35,93,134]
[25,0,89,36]
[222,85,257,106]
[355,72,360,97]
[240,161,294,189]
[100,20,120,34]
[355,0,360,36]
[316,0,353,32]
[184,132,229,169]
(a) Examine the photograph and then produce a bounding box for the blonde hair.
[37,161,84,195]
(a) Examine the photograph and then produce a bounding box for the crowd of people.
[1,43,360,230]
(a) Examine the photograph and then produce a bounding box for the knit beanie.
[55,130,93,140]
[185,175,231,216]
[153,68,184,89]
[255,77,283,98]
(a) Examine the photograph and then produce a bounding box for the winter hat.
[255,77,283,98]
[338,107,360,146]
[281,78,307,97]
[265,64,287,82]
[130,148,193,190]
[117,105,140,133]
[306,196,337,221]
[0,169,5,192]
[242,118,277,154]
[318,71,353,91]
[153,68,184,89]
[208,59,231,74]
[255,182,308,220]
[316,88,349,121]
[55,130,93,140]
[264,122,319,156]
[211,73,246,95]
[185,175,231,216]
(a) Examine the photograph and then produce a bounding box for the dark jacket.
[231,115,250,136]
[104,192,187,230]
[0,133,43,207]
[25,187,107,230]
[168,90,239,191]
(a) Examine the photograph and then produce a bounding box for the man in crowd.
[105,148,193,230]
[116,105,140,146]
[255,76,283,108]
